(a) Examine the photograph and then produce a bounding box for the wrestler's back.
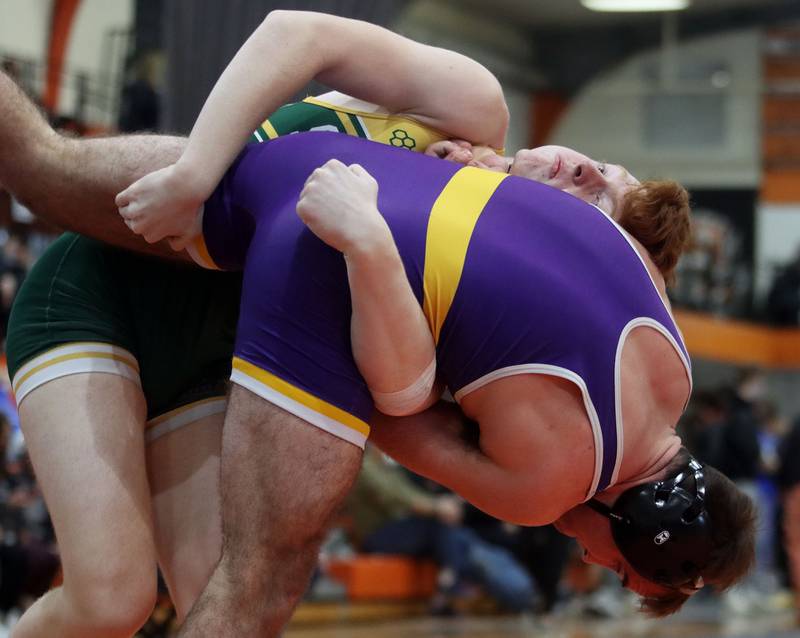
[207,132,691,491]
[209,130,690,406]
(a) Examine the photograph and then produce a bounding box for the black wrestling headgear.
[587,455,713,593]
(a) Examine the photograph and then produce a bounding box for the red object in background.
[43,0,82,113]
[531,91,569,148]
[327,556,437,601]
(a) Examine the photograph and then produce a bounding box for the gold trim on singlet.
[422,167,507,344]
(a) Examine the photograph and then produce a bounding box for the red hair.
[616,180,691,285]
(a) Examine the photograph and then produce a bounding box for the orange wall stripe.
[43,0,82,112]
[531,91,569,147]
[762,169,800,203]
[674,309,800,368]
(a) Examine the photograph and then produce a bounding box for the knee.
[65,560,157,636]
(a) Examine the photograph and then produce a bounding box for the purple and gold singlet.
[196,132,691,497]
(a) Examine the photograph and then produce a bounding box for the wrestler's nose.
[573,162,604,187]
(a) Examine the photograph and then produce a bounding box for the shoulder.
[463,374,597,523]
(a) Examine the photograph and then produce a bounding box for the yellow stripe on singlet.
[232,357,371,438]
[334,111,359,137]
[190,233,222,270]
[261,119,279,139]
[13,350,139,390]
[422,167,508,344]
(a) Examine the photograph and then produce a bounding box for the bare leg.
[11,375,157,638]
[0,70,186,259]
[147,413,223,621]
[177,385,362,637]
[784,485,800,622]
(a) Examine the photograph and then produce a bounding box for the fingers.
[115,188,131,208]
[168,235,191,251]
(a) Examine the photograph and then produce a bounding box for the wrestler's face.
[509,145,640,219]
[554,503,673,599]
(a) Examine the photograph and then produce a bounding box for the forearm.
[39,135,190,258]
[369,404,524,522]
[176,10,507,197]
[346,229,437,415]
[0,73,187,258]
[176,11,325,195]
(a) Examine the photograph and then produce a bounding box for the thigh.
[784,486,800,573]
[19,373,156,583]
[220,384,363,555]
[148,412,223,621]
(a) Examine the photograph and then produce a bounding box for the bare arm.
[369,402,575,526]
[297,159,439,415]
[180,9,507,194]
[118,9,508,246]
[0,71,186,259]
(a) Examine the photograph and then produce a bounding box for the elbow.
[261,9,295,27]
[258,10,309,44]
[372,387,436,417]
[371,365,439,417]
[490,86,510,145]
[477,78,509,148]
[260,9,324,41]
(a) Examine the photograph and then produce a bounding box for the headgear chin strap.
[587,455,713,592]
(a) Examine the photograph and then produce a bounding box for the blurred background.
[2,0,800,636]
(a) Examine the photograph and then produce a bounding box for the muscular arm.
[0,71,186,259]
[179,9,508,197]
[118,10,509,246]
[371,376,597,526]
[369,402,568,526]
[297,160,440,415]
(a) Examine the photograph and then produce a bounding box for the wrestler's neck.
[603,432,683,499]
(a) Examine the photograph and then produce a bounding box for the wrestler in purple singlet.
[202,131,691,496]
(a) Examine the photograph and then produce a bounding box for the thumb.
[115,188,132,208]
[168,235,191,252]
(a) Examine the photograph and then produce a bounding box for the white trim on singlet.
[229,368,368,449]
[146,397,227,443]
[590,204,693,391]
[454,364,605,500]
[11,342,141,407]
[451,205,693,496]
[355,115,372,140]
[610,317,693,488]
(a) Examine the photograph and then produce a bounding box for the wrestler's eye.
[598,162,607,175]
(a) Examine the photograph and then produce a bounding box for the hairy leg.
[11,375,157,638]
[0,70,186,259]
[177,385,363,637]
[147,413,223,622]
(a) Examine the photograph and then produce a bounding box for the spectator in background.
[463,506,570,614]
[717,368,778,610]
[766,249,800,326]
[118,53,161,133]
[346,446,536,614]
[0,414,58,625]
[778,417,800,624]
[717,368,765,487]
[684,390,728,468]
[0,233,29,340]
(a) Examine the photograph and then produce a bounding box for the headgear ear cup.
[588,456,713,590]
